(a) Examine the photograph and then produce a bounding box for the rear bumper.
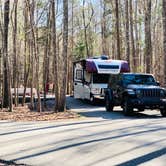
[93,94,105,100]
[128,98,166,109]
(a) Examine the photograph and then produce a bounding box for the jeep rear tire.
[105,95,114,112]
[160,108,166,117]
[123,98,133,116]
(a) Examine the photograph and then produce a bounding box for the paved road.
[0,96,166,166]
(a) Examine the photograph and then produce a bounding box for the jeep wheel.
[105,95,114,112]
[123,98,133,116]
[160,109,166,117]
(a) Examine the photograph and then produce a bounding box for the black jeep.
[105,73,166,116]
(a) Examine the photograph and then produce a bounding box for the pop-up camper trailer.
[73,56,130,102]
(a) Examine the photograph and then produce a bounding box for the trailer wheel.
[90,96,96,105]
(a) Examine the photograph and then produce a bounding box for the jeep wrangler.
[105,73,166,116]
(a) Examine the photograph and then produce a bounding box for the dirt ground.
[0,105,80,122]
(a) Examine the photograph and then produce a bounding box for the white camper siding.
[83,71,91,99]
[74,82,84,99]
[84,71,91,83]
[83,85,91,99]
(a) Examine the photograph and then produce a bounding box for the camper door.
[74,68,84,99]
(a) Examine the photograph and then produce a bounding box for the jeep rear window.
[93,73,109,84]
[123,74,157,86]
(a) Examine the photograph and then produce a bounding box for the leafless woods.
[0,0,166,112]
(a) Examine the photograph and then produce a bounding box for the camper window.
[93,73,109,84]
[75,69,83,80]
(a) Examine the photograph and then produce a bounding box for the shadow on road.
[85,138,166,166]
[11,126,166,163]
[79,110,162,120]
[67,96,162,120]
[117,147,166,166]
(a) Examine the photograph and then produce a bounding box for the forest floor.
[0,101,80,122]
[0,107,80,122]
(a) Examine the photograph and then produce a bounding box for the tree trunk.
[134,0,140,71]
[101,0,108,55]
[0,4,3,109]
[67,0,74,95]
[0,48,2,109]
[51,0,59,112]
[3,0,12,111]
[115,0,121,59]
[12,0,18,107]
[22,0,29,106]
[27,0,41,112]
[43,9,50,108]
[163,0,166,86]
[129,0,136,72]
[125,0,130,65]
[59,0,68,112]
[82,0,89,57]
[30,39,34,110]
[145,0,152,73]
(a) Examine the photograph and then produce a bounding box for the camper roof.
[73,56,130,74]
[86,59,129,74]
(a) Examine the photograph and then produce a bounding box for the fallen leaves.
[0,105,80,122]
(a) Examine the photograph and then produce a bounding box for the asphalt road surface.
[0,96,166,166]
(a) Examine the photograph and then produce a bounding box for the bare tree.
[58,0,68,112]
[145,0,152,73]
[43,7,51,108]
[0,0,3,109]
[101,0,109,55]
[22,0,30,107]
[129,0,136,72]
[51,0,59,112]
[25,0,41,112]
[134,0,140,70]
[82,0,94,57]
[82,0,89,57]
[11,0,18,107]
[163,0,166,86]
[115,0,121,59]
[67,0,74,95]
[125,0,130,64]
[3,0,12,111]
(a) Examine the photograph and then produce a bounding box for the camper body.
[73,56,129,102]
